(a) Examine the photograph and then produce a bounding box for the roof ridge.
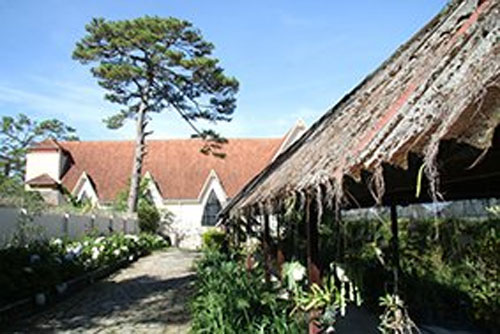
[59,137,283,144]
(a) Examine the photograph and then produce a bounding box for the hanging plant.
[378,293,419,334]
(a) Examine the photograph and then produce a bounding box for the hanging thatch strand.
[315,184,324,225]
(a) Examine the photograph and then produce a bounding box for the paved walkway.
[7,249,199,334]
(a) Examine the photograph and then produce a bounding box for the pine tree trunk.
[127,103,147,215]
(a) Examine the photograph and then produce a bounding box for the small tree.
[73,16,239,214]
[0,114,78,180]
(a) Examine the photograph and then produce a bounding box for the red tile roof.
[28,138,65,152]
[26,173,58,187]
[59,138,283,202]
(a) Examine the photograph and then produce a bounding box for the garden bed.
[0,233,168,325]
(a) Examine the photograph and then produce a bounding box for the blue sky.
[0,1,447,140]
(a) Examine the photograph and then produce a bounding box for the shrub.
[313,216,500,331]
[201,228,226,250]
[137,201,161,233]
[0,232,167,306]
[191,249,305,333]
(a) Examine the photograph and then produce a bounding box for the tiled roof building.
[25,121,306,247]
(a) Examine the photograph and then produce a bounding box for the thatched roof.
[223,0,500,217]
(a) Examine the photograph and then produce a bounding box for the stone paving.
[6,249,199,334]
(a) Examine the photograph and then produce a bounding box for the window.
[202,190,222,226]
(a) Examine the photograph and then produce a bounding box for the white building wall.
[25,151,62,182]
[160,171,229,249]
[164,201,206,249]
[0,207,139,248]
[74,175,99,205]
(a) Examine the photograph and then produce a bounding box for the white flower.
[120,246,129,253]
[125,235,139,242]
[65,244,82,258]
[51,238,63,246]
[91,247,100,260]
[277,290,290,300]
[128,255,134,262]
[73,244,82,254]
[113,249,121,257]
[95,237,105,244]
[244,237,260,254]
[99,245,104,252]
[335,265,349,282]
[292,266,306,282]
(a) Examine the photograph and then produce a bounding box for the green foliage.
[59,186,94,214]
[315,216,500,331]
[73,15,238,213]
[378,294,418,334]
[113,177,151,212]
[113,178,165,233]
[0,113,78,179]
[292,277,340,318]
[137,200,160,233]
[190,249,305,334]
[201,228,226,250]
[73,16,239,157]
[0,233,167,305]
[0,176,44,212]
[0,176,47,246]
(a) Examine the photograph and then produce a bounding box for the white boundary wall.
[0,207,139,248]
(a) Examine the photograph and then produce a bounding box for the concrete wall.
[0,207,139,248]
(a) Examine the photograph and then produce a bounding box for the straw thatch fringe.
[315,184,324,225]
[368,165,386,206]
[424,137,444,203]
[332,175,346,220]
[298,189,307,213]
[324,178,335,210]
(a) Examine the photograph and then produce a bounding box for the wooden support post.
[333,203,342,287]
[306,195,321,285]
[232,220,239,248]
[390,203,400,295]
[245,217,254,272]
[263,213,271,283]
[276,214,285,278]
[246,217,252,239]
[306,195,321,334]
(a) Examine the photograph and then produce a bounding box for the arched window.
[202,190,222,226]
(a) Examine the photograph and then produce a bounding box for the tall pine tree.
[73,17,239,214]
